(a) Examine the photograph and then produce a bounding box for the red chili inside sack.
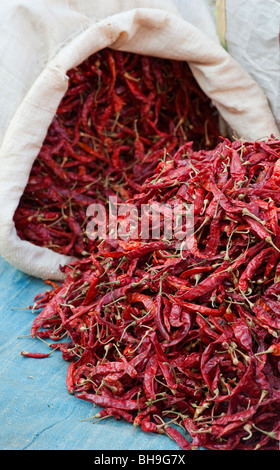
[13,48,220,258]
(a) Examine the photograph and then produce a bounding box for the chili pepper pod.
[66,361,76,394]
[21,351,51,359]
[140,417,160,434]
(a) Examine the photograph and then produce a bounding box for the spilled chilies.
[24,138,280,450]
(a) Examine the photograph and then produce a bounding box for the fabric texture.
[0,0,278,280]
[224,0,280,130]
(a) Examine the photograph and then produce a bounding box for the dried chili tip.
[21,351,51,359]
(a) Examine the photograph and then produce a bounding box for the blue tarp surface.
[0,255,185,451]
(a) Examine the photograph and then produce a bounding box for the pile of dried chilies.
[23,138,280,450]
[13,48,220,258]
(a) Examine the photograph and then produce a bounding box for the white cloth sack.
[218,0,280,130]
[0,0,278,281]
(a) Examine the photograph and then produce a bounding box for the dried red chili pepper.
[21,351,51,358]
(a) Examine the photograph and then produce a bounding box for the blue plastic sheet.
[0,255,185,451]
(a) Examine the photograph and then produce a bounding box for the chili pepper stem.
[252,423,278,440]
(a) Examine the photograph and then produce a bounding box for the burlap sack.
[0,0,278,280]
